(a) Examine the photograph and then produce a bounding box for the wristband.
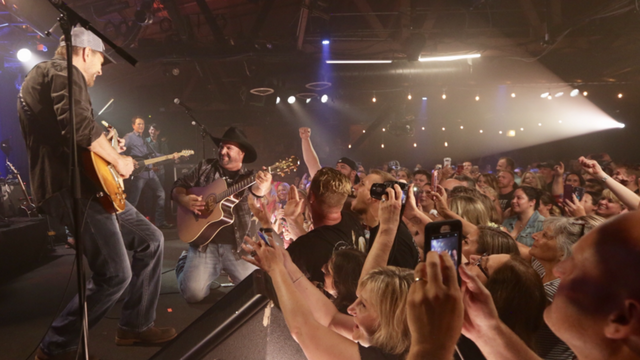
[601,175,610,182]
[259,227,274,233]
[249,187,264,198]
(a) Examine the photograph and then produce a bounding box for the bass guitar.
[177,156,299,247]
[131,150,194,176]
[5,160,38,217]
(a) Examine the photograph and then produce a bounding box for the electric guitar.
[131,150,194,176]
[177,156,299,247]
[6,160,38,217]
[82,121,126,213]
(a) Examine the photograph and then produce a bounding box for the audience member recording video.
[240,129,640,360]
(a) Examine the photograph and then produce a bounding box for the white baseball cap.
[60,25,116,65]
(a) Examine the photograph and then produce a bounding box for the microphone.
[174,98,193,112]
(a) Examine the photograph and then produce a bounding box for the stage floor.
[0,228,234,360]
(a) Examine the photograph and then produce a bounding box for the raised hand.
[241,235,284,274]
[459,264,500,342]
[378,185,402,229]
[407,252,463,359]
[248,195,272,227]
[553,161,565,177]
[284,186,304,219]
[432,185,449,213]
[299,127,311,140]
[564,193,586,217]
[578,156,605,177]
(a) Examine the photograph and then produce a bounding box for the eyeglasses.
[474,253,490,279]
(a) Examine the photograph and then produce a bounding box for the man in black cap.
[537,160,557,193]
[18,26,176,359]
[299,127,360,185]
[172,127,272,303]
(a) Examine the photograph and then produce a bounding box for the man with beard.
[172,127,272,303]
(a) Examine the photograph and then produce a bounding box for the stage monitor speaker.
[151,270,306,360]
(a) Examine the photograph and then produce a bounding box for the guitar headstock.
[6,161,17,174]
[267,156,300,177]
[180,150,195,157]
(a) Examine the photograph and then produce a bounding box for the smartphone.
[412,185,420,199]
[456,164,464,175]
[563,184,574,201]
[370,181,410,204]
[443,157,452,168]
[424,220,463,281]
[573,186,585,201]
[432,167,440,193]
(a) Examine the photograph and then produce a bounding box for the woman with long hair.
[502,186,545,246]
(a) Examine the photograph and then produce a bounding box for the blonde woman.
[449,195,491,226]
[521,171,544,190]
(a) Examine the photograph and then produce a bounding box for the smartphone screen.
[425,220,463,276]
[573,186,585,201]
[429,234,460,271]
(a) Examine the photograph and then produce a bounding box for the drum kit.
[0,138,37,219]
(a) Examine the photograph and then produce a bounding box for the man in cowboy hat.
[172,127,272,303]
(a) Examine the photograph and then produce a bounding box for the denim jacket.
[502,211,545,246]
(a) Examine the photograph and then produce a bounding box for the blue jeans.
[176,244,257,303]
[40,192,163,356]
[126,171,166,225]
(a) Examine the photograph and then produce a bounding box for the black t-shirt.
[498,188,516,212]
[212,167,241,245]
[358,344,402,360]
[287,210,366,283]
[368,222,419,270]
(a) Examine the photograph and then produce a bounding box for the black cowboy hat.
[212,127,258,163]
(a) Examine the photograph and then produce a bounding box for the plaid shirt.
[172,158,255,256]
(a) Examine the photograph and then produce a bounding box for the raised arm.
[459,265,543,360]
[579,156,639,210]
[551,162,565,197]
[358,185,402,288]
[432,185,478,237]
[243,237,360,360]
[299,127,322,179]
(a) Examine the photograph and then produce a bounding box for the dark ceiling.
[0,0,637,171]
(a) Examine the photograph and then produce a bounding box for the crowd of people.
[240,127,640,360]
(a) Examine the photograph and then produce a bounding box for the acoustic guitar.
[177,156,299,247]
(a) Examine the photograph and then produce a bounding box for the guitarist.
[123,116,176,229]
[172,127,272,303]
[17,26,176,359]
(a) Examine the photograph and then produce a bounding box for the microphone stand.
[177,107,216,161]
[44,1,138,359]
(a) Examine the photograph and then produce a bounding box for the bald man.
[452,209,640,360]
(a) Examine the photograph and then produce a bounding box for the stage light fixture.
[547,95,552,100]
[276,96,280,104]
[442,127,445,131]
[511,93,516,98]
[407,93,412,100]
[479,130,483,133]
[616,122,625,128]
[475,95,480,101]
[538,123,542,126]
[460,126,464,129]
[382,128,386,132]
[520,128,524,131]
[570,89,580,97]
[419,53,481,62]
[422,97,427,100]
[442,90,446,99]
[306,98,311,104]
[381,144,385,148]
[326,60,393,64]
[17,48,32,62]
[287,96,295,104]
[541,92,550,98]
[444,142,448,147]
[320,94,328,103]
[362,130,366,133]
[499,131,503,134]
[583,91,588,96]
[555,92,564,97]
[372,93,377,102]
[507,130,516,137]
[348,144,352,148]
[559,120,562,123]
[413,143,417,147]
[322,39,330,45]
[618,93,623,98]
[421,127,425,130]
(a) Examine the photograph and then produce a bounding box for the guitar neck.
[217,174,257,200]
[140,154,174,166]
